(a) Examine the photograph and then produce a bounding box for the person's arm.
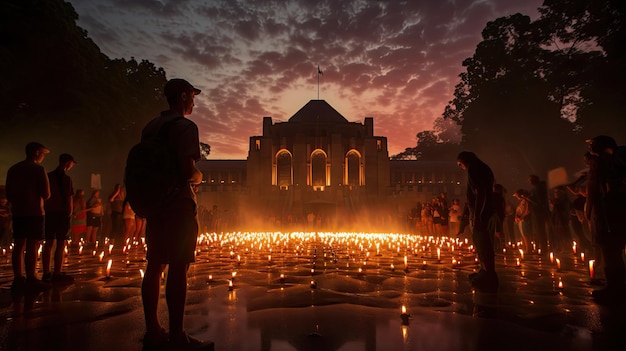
[182,156,203,185]
[40,167,51,201]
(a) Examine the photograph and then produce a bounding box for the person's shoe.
[472,271,499,293]
[25,277,51,292]
[168,333,214,351]
[469,269,486,282]
[142,327,169,350]
[42,272,53,283]
[52,273,75,284]
[10,276,26,293]
[592,285,626,305]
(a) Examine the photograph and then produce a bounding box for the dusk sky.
[69,0,543,159]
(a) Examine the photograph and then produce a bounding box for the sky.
[68,0,543,159]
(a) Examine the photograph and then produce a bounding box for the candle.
[78,246,83,256]
[139,269,144,278]
[99,251,105,262]
[549,252,554,263]
[390,263,395,272]
[207,274,213,282]
[589,260,595,279]
[310,280,317,289]
[436,248,441,262]
[228,279,234,291]
[580,252,585,261]
[519,249,524,260]
[401,305,410,325]
[557,277,564,290]
[106,259,112,278]
[556,258,561,270]
[516,258,521,268]
[572,241,577,254]
[279,273,285,284]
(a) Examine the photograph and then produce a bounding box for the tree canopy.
[435,0,626,189]
[0,0,168,191]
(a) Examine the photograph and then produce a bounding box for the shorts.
[45,211,70,241]
[145,199,198,264]
[12,216,45,240]
[86,215,102,228]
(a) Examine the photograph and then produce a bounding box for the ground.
[0,232,623,351]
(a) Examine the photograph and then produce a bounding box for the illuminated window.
[376,139,382,151]
[311,150,327,190]
[346,150,361,186]
[276,150,292,189]
[255,139,261,150]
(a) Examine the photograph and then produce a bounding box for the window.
[311,150,327,190]
[346,150,361,186]
[276,150,292,189]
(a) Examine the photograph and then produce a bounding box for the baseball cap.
[163,78,201,98]
[25,142,50,156]
[59,153,77,164]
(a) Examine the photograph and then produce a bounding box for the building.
[196,100,465,232]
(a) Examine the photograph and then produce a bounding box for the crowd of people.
[1,77,625,349]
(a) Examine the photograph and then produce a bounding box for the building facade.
[196,100,465,232]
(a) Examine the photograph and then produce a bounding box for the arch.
[276,149,292,190]
[345,149,362,187]
[310,149,327,190]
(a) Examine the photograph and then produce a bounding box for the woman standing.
[513,189,531,251]
[85,189,103,246]
[70,189,87,245]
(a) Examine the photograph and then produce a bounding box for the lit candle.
[401,305,410,325]
[139,269,144,278]
[519,249,524,260]
[78,246,83,256]
[207,274,213,282]
[390,263,395,272]
[589,260,595,279]
[549,252,554,263]
[572,241,577,254]
[436,248,441,262]
[580,252,585,261]
[556,258,561,270]
[228,279,234,291]
[310,280,317,289]
[231,271,237,281]
[516,258,521,268]
[99,251,105,262]
[106,259,112,278]
[279,273,285,284]
[557,277,564,290]
[108,244,114,255]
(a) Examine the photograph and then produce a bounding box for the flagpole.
[317,65,320,99]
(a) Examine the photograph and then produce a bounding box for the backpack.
[124,117,183,218]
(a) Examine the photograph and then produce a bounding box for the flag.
[318,66,323,76]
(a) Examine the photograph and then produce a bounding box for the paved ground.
[0,232,624,351]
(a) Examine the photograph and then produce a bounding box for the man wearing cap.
[140,79,211,350]
[5,142,51,291]
[585,135,626,304]
[42,153,77,284]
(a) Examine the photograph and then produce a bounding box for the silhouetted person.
[5,142,51,292]
[528,174,551,251]
[42,153,76,284]
[140,79,210,349]
[585,135,626,304]
[457,151,498,292]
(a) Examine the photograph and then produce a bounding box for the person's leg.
[54,239,66,274]
[166,262,189,338]
[25,239,40,280]
[42,239,54,275]
[142,261,166,333]
[12,237,26,278]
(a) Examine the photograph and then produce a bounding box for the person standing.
[528,174,551,251]
[140,78,210,349]
[5,142,51,291]
[456,151,499,292]
[85,189,103,246]
[585,135,626,304]
[70,189,87,246]
[42,153,76,284]
[107,184,124,245]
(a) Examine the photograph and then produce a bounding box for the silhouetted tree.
[0,0,167,191]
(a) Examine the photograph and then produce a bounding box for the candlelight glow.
[106,259,112,278]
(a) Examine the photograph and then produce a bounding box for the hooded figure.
[457,151,498,292]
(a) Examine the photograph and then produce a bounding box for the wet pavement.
[0,232,624,351]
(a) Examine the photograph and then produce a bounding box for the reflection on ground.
[0,232,624,351]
